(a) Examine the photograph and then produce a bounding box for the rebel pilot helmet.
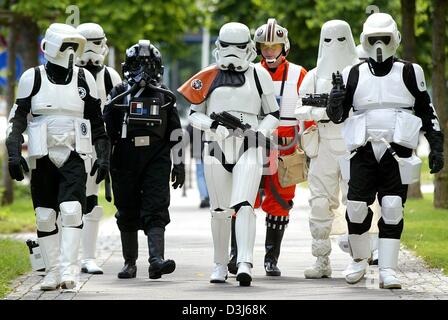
[254,18,290,64]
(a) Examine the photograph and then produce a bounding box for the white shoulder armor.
[254,64,275,96]
[83,68,99,99]
[17,68,36,99]
[412,63,427,92]
[254,64,278,115]
[106,67,122,86]
[298,68,316,95]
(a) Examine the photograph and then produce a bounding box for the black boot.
[200,197,210,208]
[117,231,138,279]
[264,224,285,277]
[147,227,176,279]
[227,215,238,275]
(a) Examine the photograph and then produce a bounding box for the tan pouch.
[300,125,319,158]
[277,149,308,188]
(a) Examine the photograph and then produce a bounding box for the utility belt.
[339,109,423,185]
[27,116,93,158]
[341,108,422,152]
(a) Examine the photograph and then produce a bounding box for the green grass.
[0,183,116,234]
[402,193,448,275]
[419,156,433,185]
[0,239,31,298]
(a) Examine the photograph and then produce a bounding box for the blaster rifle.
[209,111,273,150]
[301,93,329,108]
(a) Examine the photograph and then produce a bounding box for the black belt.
[318,120,331,123]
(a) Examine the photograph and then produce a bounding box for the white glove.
[214,125,230,140]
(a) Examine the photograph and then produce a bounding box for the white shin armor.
[210,210,232,265]
[235,206,256,266]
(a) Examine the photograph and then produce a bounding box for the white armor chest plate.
[95,67,107,112]
[272,63,301,126]
[353,63,415,111]
[31,66,84,117]
[206,66,262,129]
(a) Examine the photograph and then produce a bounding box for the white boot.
[343,259,369,284]
[304,256,332,279]
[378,238,401,289]
[39,234,61,291]
[210,264,228,283]
[209,210,231,283]
[369,233,379,265]
[344,232,370,284]
[60,227,82,289]
[81,206,103,274]
[235,206,256,287]
[236,262,252,286]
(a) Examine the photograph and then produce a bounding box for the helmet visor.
[367,35,391,46]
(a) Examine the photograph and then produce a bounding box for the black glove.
[5,135,29,181]
[425,131,444,174]
[8,156,29,181]
[326,72,346,123]
[171,163,185,189]
[90,138,111,184]
[429,151,444,174]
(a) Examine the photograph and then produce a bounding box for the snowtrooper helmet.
[41,23,86,69]
[122,40,164,86]
[254,18,290,62]
[76,23,109,67]
[213,22,256,72]
[316,20,358,80]
[360,13,401,63]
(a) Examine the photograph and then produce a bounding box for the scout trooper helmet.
[316,20,358,79]
[254,18,290,63]
[76,23,109,67]
[213,22,256,72]
[41,23,86,69]
[360,13,401,63]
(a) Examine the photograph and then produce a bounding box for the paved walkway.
[4,187,448,300]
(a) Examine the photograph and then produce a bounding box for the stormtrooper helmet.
[76,23,109,67]
[213,22,256,72]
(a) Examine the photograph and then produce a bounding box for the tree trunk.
[401,0,422,198]
[2,16,18,206]
[432,0,448,208]
[16,16,39,69]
